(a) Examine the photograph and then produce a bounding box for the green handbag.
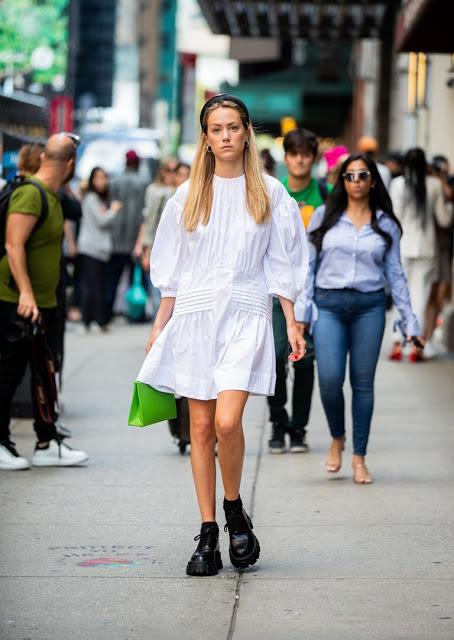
[128,381,177,427]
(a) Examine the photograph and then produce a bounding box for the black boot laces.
[224,508,251,534]
[194,526,217,550]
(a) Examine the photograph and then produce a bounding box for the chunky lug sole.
[186,550,223,577]
[229,536,260,569]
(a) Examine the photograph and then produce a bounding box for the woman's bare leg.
[188,399,217,522]
[425,282,451,341]
[425,283,440,341]
[215,391,249,500]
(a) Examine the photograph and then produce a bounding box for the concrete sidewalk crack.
[226,406,267,640]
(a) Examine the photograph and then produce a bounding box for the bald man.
[0,133,88,471]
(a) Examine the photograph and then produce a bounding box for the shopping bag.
[128,381,177,427]
[125,264,148,322]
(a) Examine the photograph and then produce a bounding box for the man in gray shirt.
[107,150,148,321]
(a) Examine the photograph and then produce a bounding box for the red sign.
[49,96,73,134]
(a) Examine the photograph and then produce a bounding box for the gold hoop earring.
[206,145,212,153]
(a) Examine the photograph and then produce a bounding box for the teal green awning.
[221,81,303,121]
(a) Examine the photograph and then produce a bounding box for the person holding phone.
[302,154,423,485]
[137,94,308,576]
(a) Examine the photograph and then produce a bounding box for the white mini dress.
[137,173,308,400]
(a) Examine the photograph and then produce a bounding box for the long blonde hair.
[183,100,271,231]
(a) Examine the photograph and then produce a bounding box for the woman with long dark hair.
[136,94,307,576]
[302,154,423,484]
[78,167,122,332]
[389,148,453,361]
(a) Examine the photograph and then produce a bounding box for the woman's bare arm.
[145,297,176,353]
[278,296,306,361]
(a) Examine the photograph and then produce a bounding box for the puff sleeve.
[149,197,187,297]
[264,194,309,302]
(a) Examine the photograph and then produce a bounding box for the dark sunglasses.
[342,170,371,182]
[59,132,81,148]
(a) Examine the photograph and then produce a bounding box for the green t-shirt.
[0,177,64,308]
[281,176,332,228]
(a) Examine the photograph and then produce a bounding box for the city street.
[1,321,453,640]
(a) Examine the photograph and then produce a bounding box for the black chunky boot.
[223,497,260,569]
[186,522,223,577]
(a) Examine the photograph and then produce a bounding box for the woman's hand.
[287,322,306,361]
[141,246,151,272]
[407,335,425,350]
[146,325,161,354]
[111,200,123,213]
[132,239,144,260]
[145,298,176,353]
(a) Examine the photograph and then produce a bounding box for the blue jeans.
[313,288,386,456]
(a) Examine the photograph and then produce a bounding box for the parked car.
[75,128,162,181]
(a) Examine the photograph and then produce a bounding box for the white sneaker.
[90,323,102,334]
[0,442,30,471]
[423,340,438,360]
[32,439,88,467]
[75,324,89,336]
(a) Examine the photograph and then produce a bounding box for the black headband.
[200,93,250,131]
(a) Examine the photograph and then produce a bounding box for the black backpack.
[0,176,48,259]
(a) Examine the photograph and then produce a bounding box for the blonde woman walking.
[137,94,308,576]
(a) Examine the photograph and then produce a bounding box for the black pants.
[0,301,59,444]
[55,258,67,380]
[267,301,315,434]
[68,254,83,309]
[106,253,133,322]
[80,254,108,328]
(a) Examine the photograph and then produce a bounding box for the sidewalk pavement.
[1,320,453,640]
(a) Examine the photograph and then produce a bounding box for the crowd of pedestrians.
[65,153,191,332]
[0,138,192,471]
[266,129,453,476]
[0,97,453,584]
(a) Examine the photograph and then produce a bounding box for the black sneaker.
[224,498,260,570]
[268,422,286,454]
[186,522,223,577]
[289,429,309,453]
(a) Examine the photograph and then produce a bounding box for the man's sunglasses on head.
[59,132,81,148]
[342,170,371,182]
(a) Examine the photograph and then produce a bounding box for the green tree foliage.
[0,0,68,84]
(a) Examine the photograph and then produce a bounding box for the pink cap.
[324,145,349,169]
